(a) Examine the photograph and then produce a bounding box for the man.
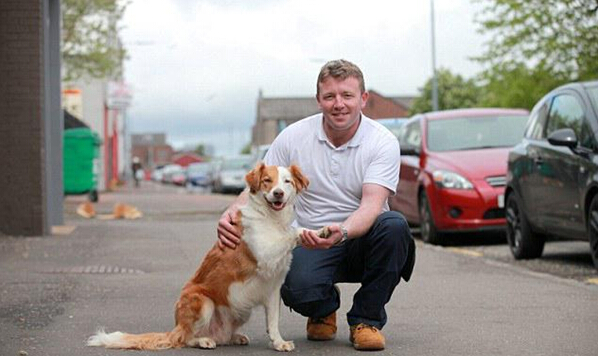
[217,59,415,351]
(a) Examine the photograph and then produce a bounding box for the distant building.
[131,133,173,169]
[251,90,416,147]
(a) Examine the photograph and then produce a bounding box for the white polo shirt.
[264,113,401,230]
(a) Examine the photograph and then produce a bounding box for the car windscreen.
[427,115,529,152]
[222,157,251,170]
[187,163,211,173]
[378,119,406,138]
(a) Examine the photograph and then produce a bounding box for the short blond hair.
[316,59,365,96]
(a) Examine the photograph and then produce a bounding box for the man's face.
[316,76,368,132]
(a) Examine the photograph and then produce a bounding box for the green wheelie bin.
[63,127,102,202]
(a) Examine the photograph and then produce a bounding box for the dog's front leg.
[265,288,294,352]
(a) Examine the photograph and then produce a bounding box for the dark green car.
[505,80,598,269]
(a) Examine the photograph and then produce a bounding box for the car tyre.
[586,195,598,270]
[419,192,442,245]
[88,189,98,202]
[505,193,544,259]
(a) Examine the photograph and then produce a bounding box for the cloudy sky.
[121,0,487,156]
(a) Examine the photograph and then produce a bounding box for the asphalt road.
[0,181,596,356]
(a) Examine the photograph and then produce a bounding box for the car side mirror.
[547,128,578,150]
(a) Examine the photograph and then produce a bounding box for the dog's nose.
[273,189,284,199]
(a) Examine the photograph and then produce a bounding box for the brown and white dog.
[87,163,309,352]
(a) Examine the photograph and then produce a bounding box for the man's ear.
[245,163,265,194]
[289,165,309,192]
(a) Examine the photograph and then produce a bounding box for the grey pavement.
[1,181,597,356]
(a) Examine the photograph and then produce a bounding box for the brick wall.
[0,0,46,235]
[364,91,410,119]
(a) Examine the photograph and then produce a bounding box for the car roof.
[557,80,598,91]
[420,108,529,121]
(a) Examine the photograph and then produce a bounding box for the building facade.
[251,90,416,147]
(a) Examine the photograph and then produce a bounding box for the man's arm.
[300,183,391,249]
[216,189,249,249]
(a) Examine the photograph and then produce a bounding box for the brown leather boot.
[349,323,385,351]
[306,312,337,341]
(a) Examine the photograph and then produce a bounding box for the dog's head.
[245,163,309,211]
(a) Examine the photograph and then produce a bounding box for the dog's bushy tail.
[87,325,187,350]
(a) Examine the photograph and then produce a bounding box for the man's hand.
[299,225,343,249]
[217,207,242,249]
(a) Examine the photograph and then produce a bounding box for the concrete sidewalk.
[1,182,596,355]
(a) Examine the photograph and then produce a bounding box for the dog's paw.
[317,226,331,239]
[188,337,217,349]
[272,340,295,352]
[231,333,250,345]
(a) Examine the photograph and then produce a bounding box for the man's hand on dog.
[217,208,242,249]
[299,225,343,249]
[219,209,343,250]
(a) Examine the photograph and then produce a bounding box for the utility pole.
[430,0,439,111]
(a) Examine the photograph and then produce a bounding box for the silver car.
[212,155,253,194]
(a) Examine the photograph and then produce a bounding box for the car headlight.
[432,170,473,190]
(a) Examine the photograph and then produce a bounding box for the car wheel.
[586,195,598,270]
[505,193,544,259]
[419,192,441,245]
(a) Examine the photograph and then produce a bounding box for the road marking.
[586,278,598,285]
[51,225,76,235]
[446,247,483,257]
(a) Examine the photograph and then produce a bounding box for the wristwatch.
[336,224,349,245]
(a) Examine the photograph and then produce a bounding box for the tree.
[195,144,206,157]
[62,0,128,82]
[473,0,598,84]
[409,68,480,115]
[240,143,252,155]
[477,61,567,109]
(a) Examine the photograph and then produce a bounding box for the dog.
[87,163,309,352]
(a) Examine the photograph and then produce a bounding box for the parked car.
[151,165,165,181]
[212,155,253,194]
[389,108,529,244]
[377,117,408,138]
[251,144,270,167]
[161,164,184,184]
[505,80,598,269]
[186,162,214,190]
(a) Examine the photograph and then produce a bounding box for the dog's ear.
[289,165,309,192]
[245,163,265,194]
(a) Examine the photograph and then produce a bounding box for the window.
[545,94,585,138]
[525,101,548,140]
[398,120,421,152]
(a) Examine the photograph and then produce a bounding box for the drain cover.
[41,265,144,274]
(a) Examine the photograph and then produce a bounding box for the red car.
[388,108,529,244]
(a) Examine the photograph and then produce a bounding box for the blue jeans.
[281,211,414,329]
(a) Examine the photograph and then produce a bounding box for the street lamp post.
[430,0,439,111]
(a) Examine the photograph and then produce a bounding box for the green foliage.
[409,68,481,115]
[195,144,205,157]
[62,0,128,82]
[477,61,568,109]
[240,143,252,155]
[473,0,598,106]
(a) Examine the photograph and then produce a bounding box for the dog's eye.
[263,178,273,183]
[284,179,292,184]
